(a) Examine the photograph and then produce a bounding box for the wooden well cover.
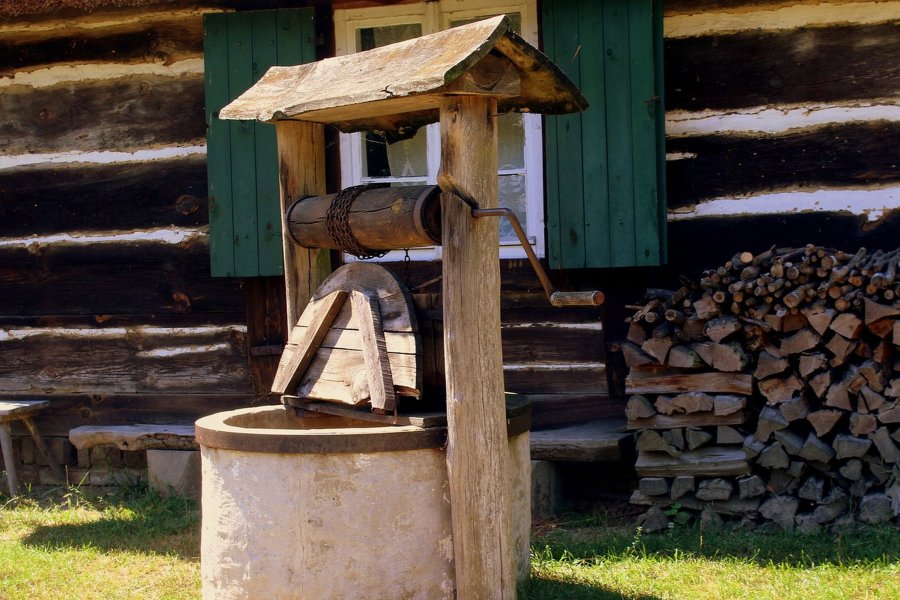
[272,262,421,409]
[219,15,587,137]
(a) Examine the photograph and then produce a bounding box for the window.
[334,0,544,261]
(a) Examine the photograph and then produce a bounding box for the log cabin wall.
[590,0,900,343]
[2,0,898,485]
[0,1,262,483]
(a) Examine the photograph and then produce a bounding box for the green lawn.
[0,487,199,600]
[525,514,900,599]
[1,489,897,599]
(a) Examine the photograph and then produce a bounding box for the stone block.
[530,460,561,519]
[147,450,200,498]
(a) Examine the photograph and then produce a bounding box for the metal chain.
[403,248,412,290]
[325,184,388,260]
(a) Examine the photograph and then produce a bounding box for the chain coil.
[325,184,388,260]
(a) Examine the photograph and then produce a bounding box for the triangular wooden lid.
[219,15,587,137]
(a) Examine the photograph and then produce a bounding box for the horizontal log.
[0,19,202,75]
[530,417,630,462]
[0,157,208,237]
[0,74,204,153]
[667,122,900,207]
[665,22,900,111]
[625,371,752,395]
[503,365,608,395]
[526,394,624,430]
[667,211,900,278]
[0,326,252,395]
[0,241,245,317]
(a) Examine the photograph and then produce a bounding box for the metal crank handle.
[439,173,604,308]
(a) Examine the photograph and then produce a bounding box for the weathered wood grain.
[625,371,752,394]
[440,94,514,599]
[667,123,900,207]
[3,392,256,437]
[275,120,331,330]
[636,446,751,477]
[0,20,202,75]
[0,75,204,153]
[530,417,629,462]
[665,22,900,111]
[0,157,208,236]
[0,326,252,395]
[0,242,245,317]
[667,211,900,280]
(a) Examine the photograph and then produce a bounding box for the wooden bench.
[69,424,199,497]
[0,400,65,496]
[529,416,633,516]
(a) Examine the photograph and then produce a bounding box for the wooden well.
[216,15,586,599]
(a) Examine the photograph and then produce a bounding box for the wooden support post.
[275,121,331,330]
[440,95,514,599]
[0,422,18,497]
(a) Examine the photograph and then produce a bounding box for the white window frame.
[334,0,544,262]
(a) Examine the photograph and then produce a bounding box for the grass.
[524,511,900,599]
[0,482,199,600]
[2,487,898,599]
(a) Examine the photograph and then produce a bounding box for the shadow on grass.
[20,491,200,560]
[522,577,660,600]
[534,520,900,569]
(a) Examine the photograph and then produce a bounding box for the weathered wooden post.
[274,121,331,329]
[219,16,587,598]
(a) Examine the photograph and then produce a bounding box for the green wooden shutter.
[543,0,666,269]
[204,8,316,277]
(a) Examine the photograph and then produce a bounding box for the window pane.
[498,113,524,170]
[498,173,527,242]
[356,23,421,51]
[356,23,427,180]
[450,13,522,32]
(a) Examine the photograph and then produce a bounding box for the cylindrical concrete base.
[196,406,530,600]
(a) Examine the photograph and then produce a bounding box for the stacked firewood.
[622,245,900,532]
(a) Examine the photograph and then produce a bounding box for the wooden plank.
[350,291,396,412]
[504,366,608,395]
[0,326,252,395]
[665,22,900,111]
[2,392,257,438]
[0,17,203,75]
[635,446,751,477]
[219,16,586,133]
[626,371,753,395]
[297,347,419,404]
[0,242,244,317]
[553,0,586,269]
[271,291,348,396]
[283,398,447,428]
[252,10,281,277]
[667,123,900,208]
[227,11,260,277]
[527,394,624,429]
[628,410,747,430]
[540,0,563,269]
[0,75,204,154]
[578,0,611,268]
[530,417,629,462]
[603,0,636,267]
[440,95,514,599]
[628,0,662,267]
[0,158,208,237]
[244,276,287,396]
[69,424,196,451]
[204,11,236,277]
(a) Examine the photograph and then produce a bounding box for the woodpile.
[623,245,900,532]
